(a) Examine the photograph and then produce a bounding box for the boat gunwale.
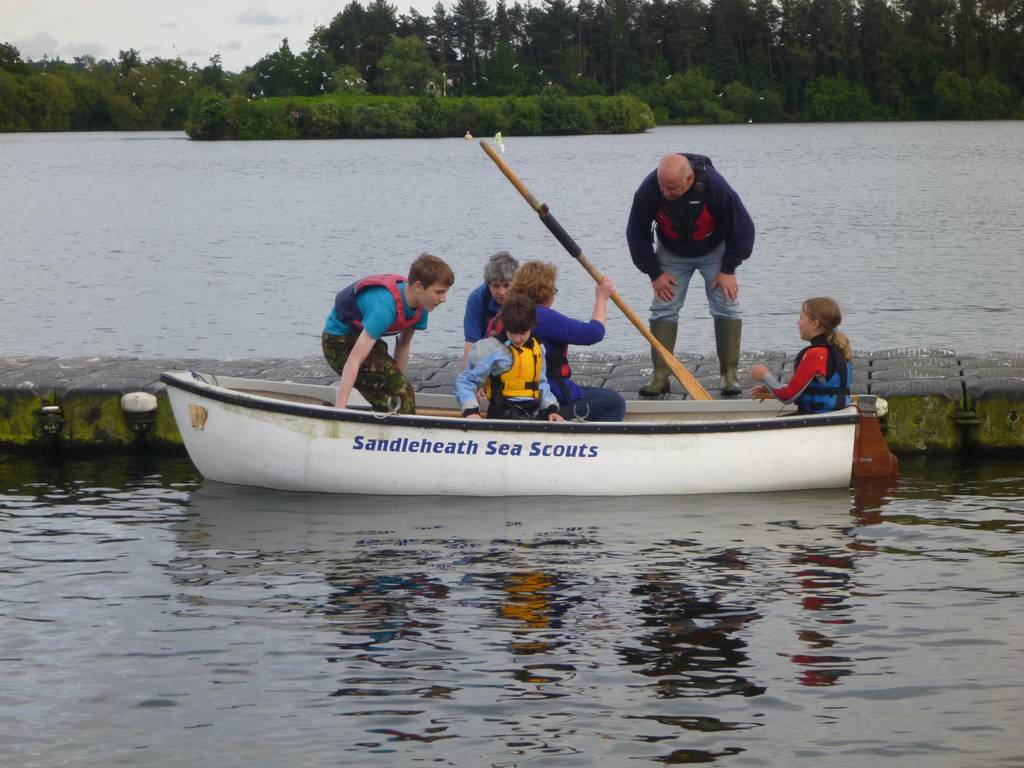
[160,371,861,436]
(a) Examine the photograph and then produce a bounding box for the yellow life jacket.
[485,336,542,401]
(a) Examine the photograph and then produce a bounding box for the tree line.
[2,0,1022,133]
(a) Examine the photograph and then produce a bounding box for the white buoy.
[121,391,158,414]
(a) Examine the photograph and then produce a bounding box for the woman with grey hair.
[462,251,519,365]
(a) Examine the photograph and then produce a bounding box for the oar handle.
[479,140,713,401]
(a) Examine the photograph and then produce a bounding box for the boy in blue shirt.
[323,253,454,413]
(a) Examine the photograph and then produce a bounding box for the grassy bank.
[185,91,655,140]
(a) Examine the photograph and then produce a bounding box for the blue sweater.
[462,282,501,343]
[626,160,755,279]
[533,305,606,404]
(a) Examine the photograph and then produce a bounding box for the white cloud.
[236,7,291,26]
[13,31,61,60]
[63,41,108,60]
[1,0,392,71]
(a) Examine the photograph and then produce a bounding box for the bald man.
[626,153,754,397]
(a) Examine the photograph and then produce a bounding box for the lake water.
[2,124,1023,766]
[2,122,1022,360]
[1,452,1022,766]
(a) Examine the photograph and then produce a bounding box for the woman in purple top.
[507,261,627,422]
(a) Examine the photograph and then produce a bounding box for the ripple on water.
[1,454,1023,766]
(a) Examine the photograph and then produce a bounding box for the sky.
[2,0,436,73]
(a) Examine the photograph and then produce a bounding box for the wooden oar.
[479,139,712,401]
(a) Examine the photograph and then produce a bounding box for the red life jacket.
[333,274,423,336]
[654,154,717,243]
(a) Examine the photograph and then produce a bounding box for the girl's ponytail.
[803,297,853,362]
[829,330,853,362]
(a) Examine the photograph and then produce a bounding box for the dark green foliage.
[0,43,28,74]
[499,97,543,135]
[349,101,419,137]
[305,101,345,138]
[804,75,879,120]
[0,69,29,131]
[183,92,654,139]
[414,95,452,136]
[0,49,201,131]
[186,88,231,139]
[2,0,1021,136]
[538,86,590,134]
[250,39,303,98]
[584,95,657,132]
[934,71,1018,119]
[232,98,300,139]
[377,36,438,96]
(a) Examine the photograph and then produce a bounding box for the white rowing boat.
[161,371,885,496]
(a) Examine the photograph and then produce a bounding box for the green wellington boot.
[639,320,679,396]
[714,317,743,397]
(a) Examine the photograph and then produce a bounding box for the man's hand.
[711,272,739,302]
[651,273,677,303]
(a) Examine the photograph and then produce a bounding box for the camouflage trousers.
[322,332,416,414]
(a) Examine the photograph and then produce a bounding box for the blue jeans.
[649,240,742,322]
[559,385,627,422]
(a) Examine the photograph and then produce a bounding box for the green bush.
[185,93,656,140]
[186,88,230,139]
[415,96,452,137]
[804,76,877,121]
[500,97,542,135]
[0,70,29,131]
[349,101,418,137]
[586,95,655,133]
[304,101,342,138]
[233,98,300,139]
[538,86,589,134]
[970,73,1016,119]
[455,98,500,136]
[26,74,73,131]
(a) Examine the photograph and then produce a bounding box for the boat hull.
[162,372,858,496]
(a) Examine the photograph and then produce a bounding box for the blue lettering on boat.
[529,442,599,458]
[352,435,480,455]
[350,435,597,459]
[486,440,523,456]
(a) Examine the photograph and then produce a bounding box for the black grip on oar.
[538,205,582,259]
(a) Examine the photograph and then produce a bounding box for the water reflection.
[620,565,764,699]
[0,452,199,504]
[4,454,1024,765]
[787,547,857,687]
[851,456,1024,546]
[167,482,870,756]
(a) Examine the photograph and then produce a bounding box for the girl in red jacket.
[750,297,854,413]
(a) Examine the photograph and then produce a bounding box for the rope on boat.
[371,396,403,420]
